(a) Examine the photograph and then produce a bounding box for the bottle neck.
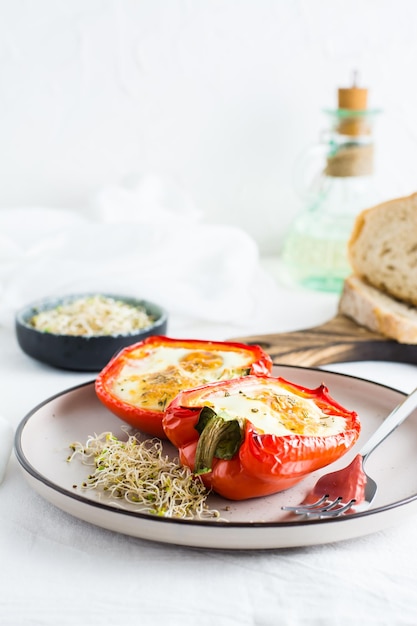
[322,107,380,178]
[325,139,374,177]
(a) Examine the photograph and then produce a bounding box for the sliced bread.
[339,275,417,344]
[348,192,417,307]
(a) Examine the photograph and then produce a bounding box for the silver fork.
[282,384,417,519]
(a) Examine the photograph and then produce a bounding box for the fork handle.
[359,385,417,461]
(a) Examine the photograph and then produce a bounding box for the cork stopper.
[338,87,368,110]
[336,71,369,135]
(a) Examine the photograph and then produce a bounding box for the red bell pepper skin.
[162,375,361,500]
[95,335,273,439]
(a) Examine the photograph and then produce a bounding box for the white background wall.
[1,0,416,255]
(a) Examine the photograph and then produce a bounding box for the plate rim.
[14,365,417,533]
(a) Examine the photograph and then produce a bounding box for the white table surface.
[2,257,417,626]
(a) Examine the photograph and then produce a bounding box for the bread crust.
[339,275,417,344]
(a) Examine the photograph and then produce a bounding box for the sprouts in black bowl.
[15,293,168,371]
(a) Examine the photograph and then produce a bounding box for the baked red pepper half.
[95,335,272,439]
[162,375,361,500]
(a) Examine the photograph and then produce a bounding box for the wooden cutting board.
[232,314,417,367]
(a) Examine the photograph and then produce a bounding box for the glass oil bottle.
[281,76,381,293]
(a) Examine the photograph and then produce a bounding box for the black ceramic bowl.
[15,293,168,372]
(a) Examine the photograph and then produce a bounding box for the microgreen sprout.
[68,431,220,520]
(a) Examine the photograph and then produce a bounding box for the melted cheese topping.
[111,346,253,411]
[192,383,347,437]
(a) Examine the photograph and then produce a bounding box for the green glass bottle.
[282,78,381,293]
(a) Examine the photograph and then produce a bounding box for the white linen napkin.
[0,176,277,333]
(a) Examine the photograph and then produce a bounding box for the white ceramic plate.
[14,365,417,550]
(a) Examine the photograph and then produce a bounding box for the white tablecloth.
[2,257,417,626]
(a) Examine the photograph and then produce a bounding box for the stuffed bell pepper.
[162,375,361,500]
[95,335,272,438]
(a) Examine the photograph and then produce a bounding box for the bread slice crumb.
[348,192,417,307]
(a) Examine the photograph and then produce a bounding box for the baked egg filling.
[190,384,348,437]
[111,346,254,411]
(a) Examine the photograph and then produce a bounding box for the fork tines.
[282,495,356,518]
